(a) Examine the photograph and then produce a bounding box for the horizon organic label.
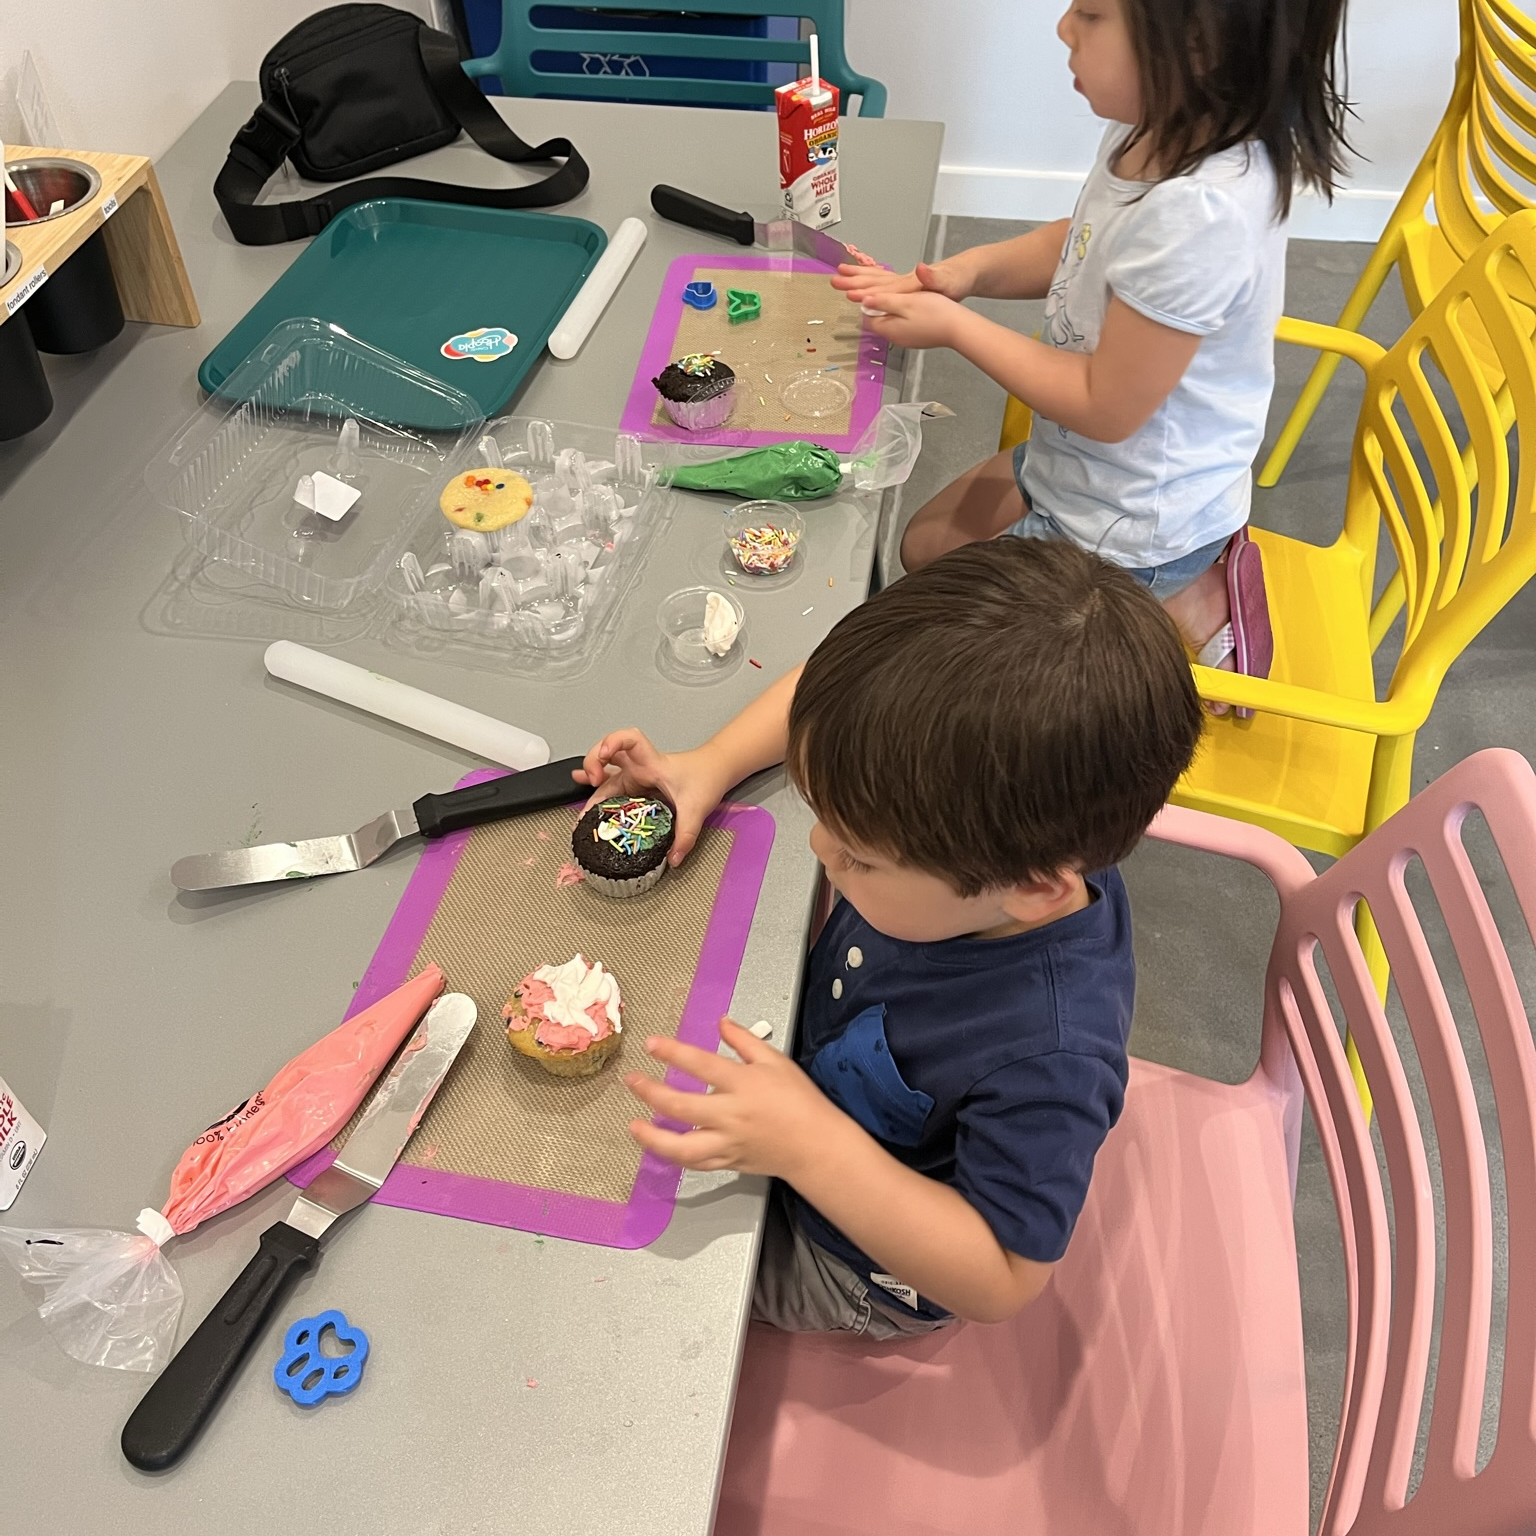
[0,1075,45,1211]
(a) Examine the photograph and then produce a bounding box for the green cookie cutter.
[726,288,762,325]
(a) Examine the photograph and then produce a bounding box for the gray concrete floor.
[888,216,1536,1525]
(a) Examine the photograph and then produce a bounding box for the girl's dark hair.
[787,539,1205,893]
[1119,0,1352,217]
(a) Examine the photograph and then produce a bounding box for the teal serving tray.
[199,199,607,426]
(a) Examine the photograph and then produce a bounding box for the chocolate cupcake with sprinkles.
[572,796,677,898]
[653,352,737,432]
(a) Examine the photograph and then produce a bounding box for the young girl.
[835,0,1350,705]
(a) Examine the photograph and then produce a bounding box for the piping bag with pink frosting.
[0,967,445,1371]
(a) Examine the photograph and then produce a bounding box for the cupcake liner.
[509,1027,623,1077]
[582,862,668,900]
[662,386,737,432]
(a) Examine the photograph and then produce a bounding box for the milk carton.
[0,1075,45,1210]
[777,59,840,230]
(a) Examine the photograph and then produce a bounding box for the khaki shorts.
[751,1185,957,1340]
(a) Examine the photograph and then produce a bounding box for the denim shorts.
[1007,443,1230,598]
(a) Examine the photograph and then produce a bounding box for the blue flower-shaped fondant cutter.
[274,1310,370,1407]
[682,281,718,311]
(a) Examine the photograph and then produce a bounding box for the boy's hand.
[856,289,967,351]
[831,257,973,304]
[624,1019,841,1177]
[572,731,730,866]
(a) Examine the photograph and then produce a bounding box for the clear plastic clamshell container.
[381,418,674,679]
[146,319,484,612]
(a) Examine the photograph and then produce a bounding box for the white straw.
[809,33,820,90]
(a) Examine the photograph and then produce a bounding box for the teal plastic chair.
[464,2,888,116]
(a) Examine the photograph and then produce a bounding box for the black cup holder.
[0,316,54,440]
[4,158,102,225]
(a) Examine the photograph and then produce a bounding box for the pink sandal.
[1195,527,1273,720]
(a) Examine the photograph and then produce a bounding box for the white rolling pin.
[263,642,550,770]
[547,216,647,360]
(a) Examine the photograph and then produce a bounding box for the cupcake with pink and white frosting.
[503,954,623,1078]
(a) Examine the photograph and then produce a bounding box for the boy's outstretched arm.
[628,1020,1054,1324]
[573,664,802,865]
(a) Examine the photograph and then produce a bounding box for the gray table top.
[0,86,940,1534]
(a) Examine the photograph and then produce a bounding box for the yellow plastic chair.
[1258,0,1536,486]
[998,393,1034,453]
[1177,211,1536,1091]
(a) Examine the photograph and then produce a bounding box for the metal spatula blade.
[169,756,586,892]
[171,808,417,890]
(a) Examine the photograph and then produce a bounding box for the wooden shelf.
[2,144,199,330]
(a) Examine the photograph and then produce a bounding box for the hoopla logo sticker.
[441,326,518,363]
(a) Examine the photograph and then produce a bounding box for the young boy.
[575,539,1204,1335]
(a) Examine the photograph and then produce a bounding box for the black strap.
[214,25,589,245]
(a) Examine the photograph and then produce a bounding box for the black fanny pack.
[215,3,589,245]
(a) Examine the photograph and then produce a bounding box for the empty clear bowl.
[657,586,745,668]
[725,502,805,576]
[780,368,853,420]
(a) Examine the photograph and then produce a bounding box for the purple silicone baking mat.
[289,770,775,1249]
[620,252,889,452]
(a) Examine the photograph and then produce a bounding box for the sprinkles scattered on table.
[730,522,800,574]
[592,797,674,857]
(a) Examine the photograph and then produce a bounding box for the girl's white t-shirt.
[1021,125,1288,567]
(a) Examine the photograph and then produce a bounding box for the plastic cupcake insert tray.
[146,320,679,678]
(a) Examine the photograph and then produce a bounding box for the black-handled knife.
[122,993,478,1471]
[170,756,587,891]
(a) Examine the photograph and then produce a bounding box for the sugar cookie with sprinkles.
[571,796,676,898]
[439,468,535,531]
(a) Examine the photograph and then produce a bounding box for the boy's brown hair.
[787,539,1204,893]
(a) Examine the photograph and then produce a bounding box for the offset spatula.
[171,755,585,891]
[651,184,858,268]
[121,992,478,1471]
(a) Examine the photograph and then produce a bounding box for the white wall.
[0,0,432,160]
[2,0,1459,242]
[846,0,1462,242]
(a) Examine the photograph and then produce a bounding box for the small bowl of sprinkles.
[725,501,805,577]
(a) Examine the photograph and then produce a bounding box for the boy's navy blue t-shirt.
[791,870,1135,1320]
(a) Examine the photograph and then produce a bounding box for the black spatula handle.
[413,755,587,840]
[651,184,756,245]
[122,1220,319,1471]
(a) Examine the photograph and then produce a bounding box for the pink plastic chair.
[715,748,1536,1536]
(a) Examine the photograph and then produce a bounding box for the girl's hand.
[859,289,967,351]
[572,731,730,865]
[831,257,973,304]
[624,1018,841,1177]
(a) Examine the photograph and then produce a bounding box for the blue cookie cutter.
[682,280,718,311]
[274,1310,370,1407]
